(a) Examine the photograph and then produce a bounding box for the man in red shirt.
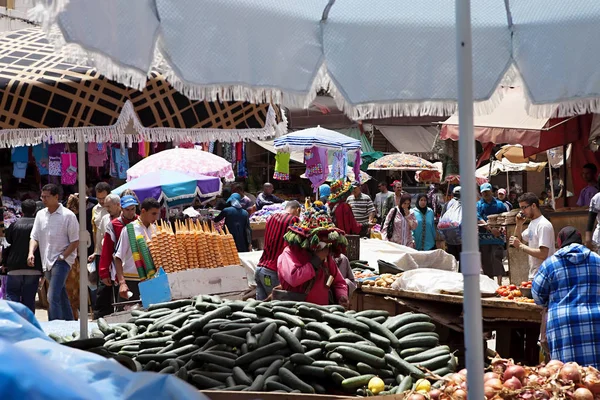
[255,200,301,300]
[94,195,138,318]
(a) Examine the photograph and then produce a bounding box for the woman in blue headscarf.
[214,193,252,252]
[411,193,436,251]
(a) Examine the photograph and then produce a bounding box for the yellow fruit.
[368,377,385,395]
[415,378,431,393]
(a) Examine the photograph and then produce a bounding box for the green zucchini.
[400,347,429,359]
[204,363,233,374]
[305,348,323,359]
[255,305,274,318]
[190,373,223,389]
[324,365,361,378]
[265,381,293,392]
[324,342,385,357]
[235,341,286,366]
[397,336,439,350]
[404,345,450,363]
[384,354,425,379]
[335,346,387,369]
[138,336,172,349]
[278,368,315,393]
[385,312,431,332]
[172,306,231,340]
[365,332,391,349]
[311,360,337,367]
[355,310,389,319]
[397,375,413,392]
[205,350,237,360]
[97,318,114,335]
[299,339,322,350]
[278,326,304,353]
[191,352,235,368]
[290,353,314,365]
[322,313,369,333]
[211,333,246,347]
[297,305,324,321]
[250,320,272,334]
[355,316,399,348]
[232,366,253,385]
[148,299,193,311]
[413,354,452,371]
[273,312,305,327]
[329,332,365,343]
[393,321,436,339]
[341,374,375,391]
[305,321,336,340]
[432,366,452,376]
[135,353,178,364]
[326,351,344,362]
[272,305,297,315]
[231,311,261,322]
[294,365,327,379]
[257,322,277,347]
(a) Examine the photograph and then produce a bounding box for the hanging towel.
[304,147,329,191]
[353,150,362,184]
[11,146,28,163]
[13,162,27,179]
[88,142,108,167]
[273,152,291,181]
[112,147,129,180]
[331,150,348,181]
[61,153,77,185]
[32,144,49,175]
[49,156,62,176]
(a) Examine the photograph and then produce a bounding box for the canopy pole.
[78,132,89,337]
[562,144,568,203]
[549,163,555,210]
[506,171,509,195]
[456,1,485,400]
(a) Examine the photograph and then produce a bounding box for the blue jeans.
[255,266,279,300]
[44,260,74,321]
[5,274,40,314]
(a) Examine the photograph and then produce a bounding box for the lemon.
[368,377,385,395]
[415,378,431,393]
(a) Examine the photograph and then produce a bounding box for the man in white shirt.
[28,184,79,321]
[114,197,160,301]
[89,182,110,264]
[510,192,556,279]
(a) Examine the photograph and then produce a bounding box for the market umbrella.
[415,170,441,184]
[273,126,361,152]
[367,153,437,171]
[127,148,235,182]
[112,170,222,207]
[477,159,547,178]
[37,2,600,395]
[300,164,371,184]
[445,174,489,186]
[495,144,541,164]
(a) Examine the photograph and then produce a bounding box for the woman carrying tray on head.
[275,210,349,307]
[328,180,371,238]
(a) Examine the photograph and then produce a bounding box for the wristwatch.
[58,254,65,261]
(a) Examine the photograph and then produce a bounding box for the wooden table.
[352,287,543,366]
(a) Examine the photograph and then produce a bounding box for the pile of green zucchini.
[55,296,457,396]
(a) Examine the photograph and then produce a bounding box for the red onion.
[483,372,499,382]
[428,389,442,400]
[484,378,503,391]
[503,365,526,382]
[558,362,582,383]
[458,368,468,378]
[452,389,467,400]
[583,374,600,395]
[545,359,564,373]
[534,389,551,400]
[503,376,522,390]
[407,394,427,400]
[537,367,551,377]
[526,373,541,385]
[483,384,497,399]
[572,387,594,400]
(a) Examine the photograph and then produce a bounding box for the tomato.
[514,290,522,297]
[509,284,517,290]
[520,282,529,287]
[507,294,514,299]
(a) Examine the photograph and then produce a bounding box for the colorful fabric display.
[237,142,248,178]
[88,142,108,167]
[112,147,129,179]
[48,156,61,176]
[331,150,348,181]
[32,144,49,175]
[353,149,362,184]
[304,146,329,191]
[13,162,27,179]
[273,151,291,181]
[137,141,150,158]
[61,153,77,185]
[11,146,28,163]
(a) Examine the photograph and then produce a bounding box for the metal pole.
[562,144,568,203]
[456,1,485,399]
[506,171,510,195]
[549,162,555,210]
[77,132,89,338]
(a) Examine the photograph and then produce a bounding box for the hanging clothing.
[61,153,77,185]
[411,207,436,250]
[11,146,28,163]
[273,152,291,181]
[353,150,362,184]
[237,142,248,178]
[47,144,63,158]
[48,157,62,176]
[32,144,49,175]
[331,150,347,181]
[112,147,129,180]
[13,162,27,179]
[88,143,108,167]
[304,146,329,190]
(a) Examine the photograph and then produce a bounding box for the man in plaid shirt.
[532,226,600,368]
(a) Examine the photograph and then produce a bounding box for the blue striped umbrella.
[273,126,361,152]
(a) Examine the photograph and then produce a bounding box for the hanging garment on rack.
[112,147,129,180]
[13,162,27,179]
[331,150,348,181]
[273,152,291,181]
[61,153,77,185]
[353,150,362,184]
[32,144,49,175]
[48,156,62,176]
[137,141,150,158]
[48,143,63,158]
[11,146,28,163]
[88,142,108,167]
[237,142,248,178]
[305,147,329,190]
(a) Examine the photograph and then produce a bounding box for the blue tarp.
[0,300,208,400]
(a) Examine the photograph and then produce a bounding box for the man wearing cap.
[497,188,512,211]
[95,194,138,318]
[477,183,508,281]
[374,181,395,224]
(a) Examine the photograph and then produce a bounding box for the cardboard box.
[167,265,248,299]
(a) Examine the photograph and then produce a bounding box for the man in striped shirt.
[347,183,376,225]
[255,201,301,300]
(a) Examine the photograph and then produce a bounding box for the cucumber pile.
[55,296,457,395]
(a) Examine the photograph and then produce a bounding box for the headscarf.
[399,193,412,217]
[557,226,582,248]
[416,193,428,215]
[227,193,242,209]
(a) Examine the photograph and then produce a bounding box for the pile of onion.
[408,357,600,400]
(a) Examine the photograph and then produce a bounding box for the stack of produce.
[411,357,600,400]
[73,297,456,395]
[496,284,535,303]
[148,221,240,273]
[359,273,403,289]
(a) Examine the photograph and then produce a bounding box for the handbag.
[271,278,315,302]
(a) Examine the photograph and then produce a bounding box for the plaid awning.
[0,29,286,147]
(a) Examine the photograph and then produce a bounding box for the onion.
[526,374,541,385]
[503,377,522,390]
[460,381,468,391]
[503,365,526,382]
[573,387,594,400]
[583,374,600,395]
[458,368,468,378]
[559,362,582,383]
[491,359,508,374]
[534,389,551,400]
[546,359,564,373]
[537,367,551,377]
[483,372,499,382]
[484,378,503,391]
[449,373,465,384]
[407,394,427,400]
[429,389,442,400]
[452,389,467,400]
[484,385,497,399]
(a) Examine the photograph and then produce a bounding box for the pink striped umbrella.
[127,148,235,182]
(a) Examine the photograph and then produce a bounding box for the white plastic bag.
[391,268,499,295]
[438,201,462,245]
